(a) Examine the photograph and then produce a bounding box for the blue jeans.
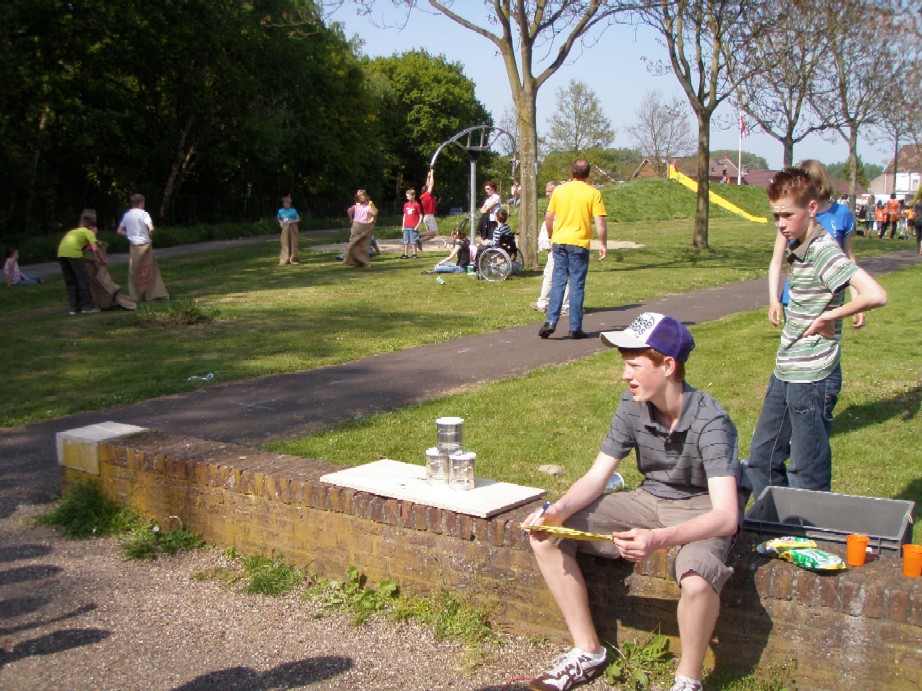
[547,244,589,332]
[745,366,842,502]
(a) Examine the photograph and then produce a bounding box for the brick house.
[868,144,921,200]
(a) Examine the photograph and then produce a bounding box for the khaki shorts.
[561,489,735,594]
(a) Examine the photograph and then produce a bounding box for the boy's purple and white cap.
[600,312,695,362]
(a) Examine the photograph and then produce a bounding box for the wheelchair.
[475,229,521,282]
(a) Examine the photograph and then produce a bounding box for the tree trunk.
[693,114,711,249]
[516,92,539,270]
[847,125,860,207]
[891,138,899,195]
[782,137,795,169]
[160,115,197,220]
[26,105,51,232]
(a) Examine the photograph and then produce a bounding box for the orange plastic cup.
[903,544,922,578]
[846,534,870,567]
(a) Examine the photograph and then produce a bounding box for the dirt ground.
[0,503,622,691]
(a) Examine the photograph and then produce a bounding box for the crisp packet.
[778,548,846,571]
[756,536,817,556]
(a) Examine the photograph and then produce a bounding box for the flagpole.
[737,108,743,186]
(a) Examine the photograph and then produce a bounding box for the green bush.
[36,482,138,538]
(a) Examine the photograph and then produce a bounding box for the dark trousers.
[59,257,94,312]
[879,219,898,239]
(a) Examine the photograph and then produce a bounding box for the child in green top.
[57,209,101,314]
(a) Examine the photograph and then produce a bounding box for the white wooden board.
[320,459,545,519]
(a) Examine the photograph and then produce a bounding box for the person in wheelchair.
[480,209,518,259]
[476,209,521,281]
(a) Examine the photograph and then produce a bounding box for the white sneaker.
[670,675,703,691]
[528,648,607,690]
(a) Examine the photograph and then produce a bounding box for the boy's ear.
[662,356,677,377]
[808,198,819,217]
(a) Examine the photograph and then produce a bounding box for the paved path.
[4,247,920,518]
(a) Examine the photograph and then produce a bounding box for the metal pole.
[469,158,477,237]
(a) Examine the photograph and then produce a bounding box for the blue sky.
[329,4,888,171]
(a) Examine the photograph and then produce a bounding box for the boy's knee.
[678,572,718,600]
[529,535,564,560]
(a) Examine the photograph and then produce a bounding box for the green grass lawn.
[0,213,904,427]
[3,205,918,540]
[269,265,922,541]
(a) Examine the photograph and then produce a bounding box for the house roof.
[743,169,777,187]
[631,158,659,179]
[672,156,745,180]
[884,144,921,173]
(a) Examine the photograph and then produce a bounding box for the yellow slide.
[668,162,768,224]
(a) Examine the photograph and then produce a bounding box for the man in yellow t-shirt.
[539,159,607,340]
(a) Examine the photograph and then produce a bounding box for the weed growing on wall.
[36,482,139,538]
[122,519,205,560]
[243,555,305,596]
[707,657,798,690]
[303,566,398,625]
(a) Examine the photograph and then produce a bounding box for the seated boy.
[481,208,517,256]
[527,313,742,691]
[746,169,887,502]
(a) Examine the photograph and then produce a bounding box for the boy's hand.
[852,312,866,329]
[768,301,784,327]
[804,314,836,338]
[523,505,563,542]
[612,528,660,562]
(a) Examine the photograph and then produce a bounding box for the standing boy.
[277,195,301,265]
[746,169,887,502]
[401,188,423,259]
[527,313,741,691]
[117,194,169,302]
[532,180,569,315]
[540,159,607,340]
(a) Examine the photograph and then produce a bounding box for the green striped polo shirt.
[777,224,858,382]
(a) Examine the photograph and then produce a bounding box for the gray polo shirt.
[601,385,740,500]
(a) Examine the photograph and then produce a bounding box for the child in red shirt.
[401,189,423,259]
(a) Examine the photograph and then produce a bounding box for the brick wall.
[62,430,921,690]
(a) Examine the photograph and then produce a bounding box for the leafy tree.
[363,50,492,211]
[545,80,615,156]
[827,158,881,189]
[626,91,696,177]
[0,0,383,241]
